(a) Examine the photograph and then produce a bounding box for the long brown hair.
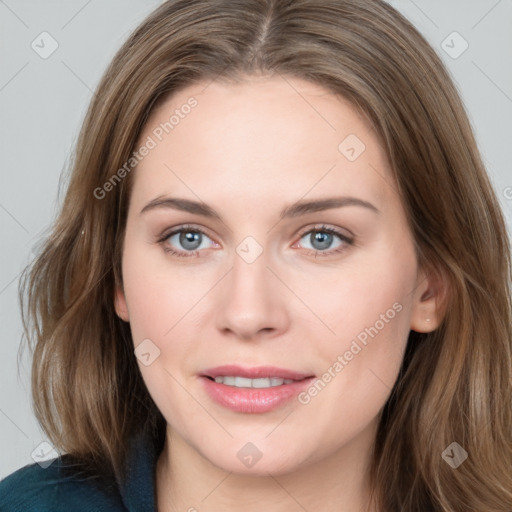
[19,0,512,509]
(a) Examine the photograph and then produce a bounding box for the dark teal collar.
[118,425,166,511]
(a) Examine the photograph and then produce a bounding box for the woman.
[1,0,511,510]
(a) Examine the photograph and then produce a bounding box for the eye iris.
[311,231,332,250]
[180,231,201,250]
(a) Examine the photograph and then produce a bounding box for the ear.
[114,284,130,322]
[410,266,448,333]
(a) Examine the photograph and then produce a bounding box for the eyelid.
[158,223,217,243]
[295,223,355,242]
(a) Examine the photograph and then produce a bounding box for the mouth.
[200,365,316,413]
[206,376,296,388]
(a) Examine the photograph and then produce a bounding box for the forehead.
[130,76,395,211]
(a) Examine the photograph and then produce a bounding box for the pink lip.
[200,365,315,413]
[202,365,312,380]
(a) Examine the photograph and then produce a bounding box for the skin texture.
[115,75,442,512]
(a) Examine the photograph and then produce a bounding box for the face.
[115,75,438,476]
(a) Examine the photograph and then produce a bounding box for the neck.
[156,423,379,512]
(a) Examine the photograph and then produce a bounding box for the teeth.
[212,376,295,388]
[235,377,253,388]
[253,378,273,388]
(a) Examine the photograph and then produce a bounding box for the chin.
[198,440,312,477]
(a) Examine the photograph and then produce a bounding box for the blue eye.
[158,224,353,258]
[300,230,341,251]
[169,230,206,251]
[297,226,353,255]
[160,226,216,257]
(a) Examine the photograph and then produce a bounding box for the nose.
[215,246,290,341]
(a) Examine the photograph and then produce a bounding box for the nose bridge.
[231,243,267,296]
[215,236,288,338]
[228,237,273,308]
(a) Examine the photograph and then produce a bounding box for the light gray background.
[1,0,511,479]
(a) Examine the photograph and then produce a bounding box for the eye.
[158,224,354,258]
[295,225,354,256]
[159,225,217,257]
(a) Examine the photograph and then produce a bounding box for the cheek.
[120,244,202,428]
[121,240,209,343]
[297,249,415,348]
[297,250,415,406]
[120,243,215,409]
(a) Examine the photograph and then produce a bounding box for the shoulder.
[0,456,126,512]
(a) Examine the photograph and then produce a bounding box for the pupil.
[180,231,201,250]
[312,231,332,250]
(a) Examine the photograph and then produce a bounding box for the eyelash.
[157,224,354,259]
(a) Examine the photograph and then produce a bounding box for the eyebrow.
[139,195,380,220]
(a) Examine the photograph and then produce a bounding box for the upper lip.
[201,365,314,381]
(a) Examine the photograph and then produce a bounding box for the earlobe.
[114,285,130,322]
[410,267,448,333]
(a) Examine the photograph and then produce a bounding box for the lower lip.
[200,376,315,413]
